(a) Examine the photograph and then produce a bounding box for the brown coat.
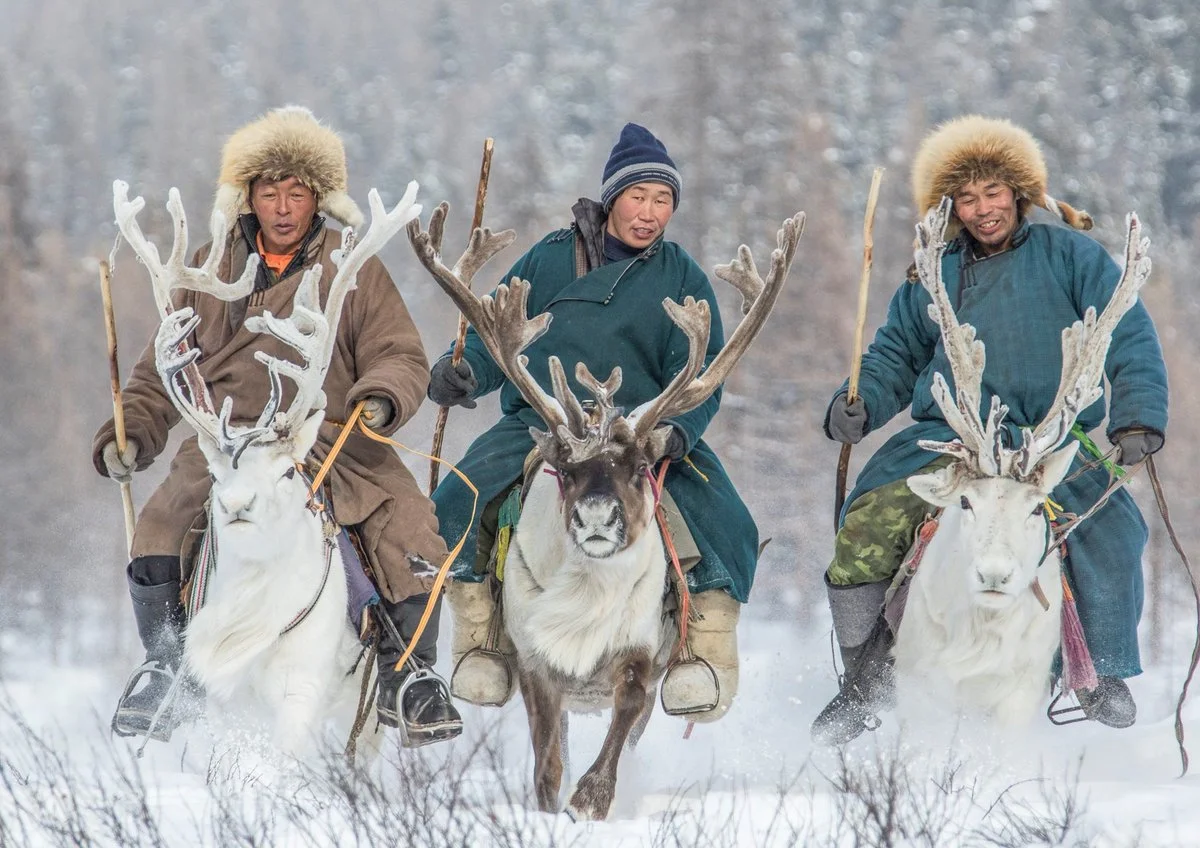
[93,221,448,602]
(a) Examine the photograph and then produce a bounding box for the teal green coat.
[833,220,1169,677]
[432,228,759,602]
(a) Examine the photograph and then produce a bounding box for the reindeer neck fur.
[503,469,668,682]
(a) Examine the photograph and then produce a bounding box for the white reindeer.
[408,204,802,820]
[893,197,1151,726]
[112,181,421,756]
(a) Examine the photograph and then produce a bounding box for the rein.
[352,419,478,676]
[1144,456,1200,777]
[279,536,335,636]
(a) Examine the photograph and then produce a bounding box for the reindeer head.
[114,180,422,547]
[907,197,1151,606]
[408,203,804,561]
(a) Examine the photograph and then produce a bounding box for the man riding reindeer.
[94,106,461,745]
[813,115,1169,744]
[429,123,754,723]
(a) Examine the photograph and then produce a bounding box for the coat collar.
[570,196,664,275]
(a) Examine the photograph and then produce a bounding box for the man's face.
[250,176,317,254]
[605,182,675,249]
[953,179,1018,256]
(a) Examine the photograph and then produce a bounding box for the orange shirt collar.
[256,231,297,276]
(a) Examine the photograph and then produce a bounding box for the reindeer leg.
[518,666,564,813]
[627,687,656,750]
[567,650,653,821]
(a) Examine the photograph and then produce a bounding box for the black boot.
[1075,676,1137,728]
[811,577,895,746]
[376,593,463,747]
[112,557,200,742]
[810,621,895,745]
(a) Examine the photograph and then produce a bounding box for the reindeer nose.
[975,567,1014,589]
[219,491,256,519]
[572,498,622,532]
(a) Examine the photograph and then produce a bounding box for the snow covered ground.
[4,610,1200,847]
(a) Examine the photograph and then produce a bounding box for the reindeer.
[408,203,802,820]
[892,197,1151,726]
[111,180,421,756]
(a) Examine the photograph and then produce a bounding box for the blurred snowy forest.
[1,0,1198,680]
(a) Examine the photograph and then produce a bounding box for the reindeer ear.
[196,431,228,478]
[907,464,964,508]
[1030,441,1079,494]
[530,427,561,467]
[291,408,326,461]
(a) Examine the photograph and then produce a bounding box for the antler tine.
[628,211,802,442]
[408,204,568,433]
[914,196,996,467]
[627,298,712,442]
[549,357,591,436]
[1016,213,1151,476]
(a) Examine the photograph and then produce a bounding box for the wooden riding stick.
[427,137,495,495]
[100,259,137,556]
[834,167,884,533]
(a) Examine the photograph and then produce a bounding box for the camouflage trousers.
[827,457,953,586]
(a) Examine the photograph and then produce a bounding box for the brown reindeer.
[408,205,803,820]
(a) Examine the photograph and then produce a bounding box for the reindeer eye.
[283,466,296,480]
[959,495,972,511]
[1032,502,1045,517]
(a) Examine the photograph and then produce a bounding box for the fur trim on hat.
[214,105,363,230]
[911,115,1092,235]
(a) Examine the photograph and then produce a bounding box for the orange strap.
[653,459,691,652]
[355,422,478,673]
[312,399,478,673]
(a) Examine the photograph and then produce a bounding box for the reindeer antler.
[113,180,260,428]
[914,197,1152,480]
[627,211,804,443]
[912,197,1006,475]
[244,184,423,438]
[1012,213,1151,477]
[406,203,569,429]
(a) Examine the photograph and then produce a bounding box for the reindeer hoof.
[566,774,614,822]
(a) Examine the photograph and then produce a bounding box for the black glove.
[428,356,478,409]
[827,393,868,444]
[662,426,687,461]
[1114,429,1164,466]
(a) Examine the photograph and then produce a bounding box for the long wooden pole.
[100,259,136,555]
[427,138,495,495]
[834,167,884,533]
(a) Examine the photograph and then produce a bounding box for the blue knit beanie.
[600,123,682,211]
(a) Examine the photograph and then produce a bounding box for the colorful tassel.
[1060,573,1099,692]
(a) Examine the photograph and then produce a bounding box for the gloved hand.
[658,426,687,461]
[827,394,868,444]
[361,396,393,432]
[428,356,478,409]
[1114,430,1164,466]
[102,440,140,484]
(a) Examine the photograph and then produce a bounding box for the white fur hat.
[912,115,1093,237]
[213,105,363,230]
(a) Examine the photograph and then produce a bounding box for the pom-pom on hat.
[911,114,1092,237]
[213,105,364,231]
[600,123,682,211]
